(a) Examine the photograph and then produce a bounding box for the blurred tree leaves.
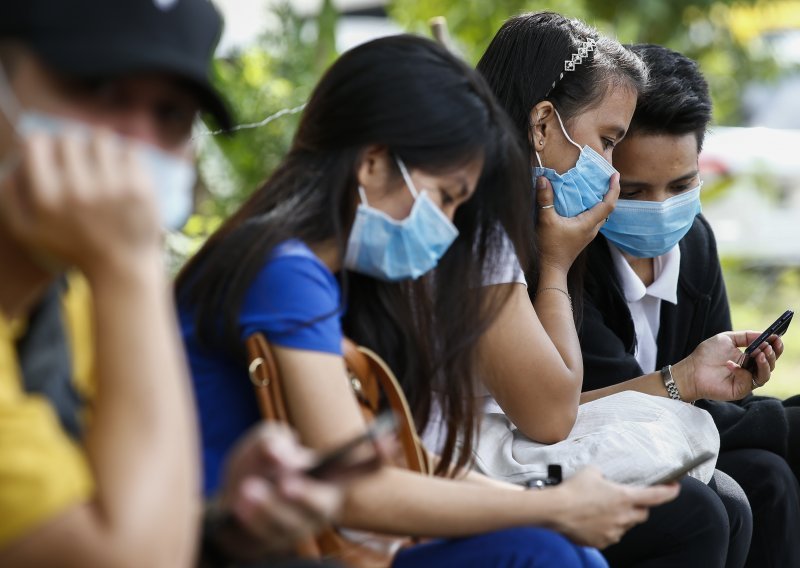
[389,0,780,125]
[197,1,338,218]
[192,0,786,232]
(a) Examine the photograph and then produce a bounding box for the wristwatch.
[661,365,682,401]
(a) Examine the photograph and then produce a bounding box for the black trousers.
[602,471,752,568]
[717,446,800,568]
[783,395,800,482]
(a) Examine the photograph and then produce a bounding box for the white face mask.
[0,66,195,231]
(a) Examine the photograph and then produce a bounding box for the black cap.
[0,0,232,130]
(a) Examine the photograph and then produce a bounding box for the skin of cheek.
[366,161,481,223]
[539,85,637,174]
[10,54,193,155]
[614,133,700,202]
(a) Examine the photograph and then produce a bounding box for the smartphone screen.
[741,309,793,372]
[650,451,717,486]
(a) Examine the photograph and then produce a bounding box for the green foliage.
[723,261,800,399]
[389,0,779,126]
[198,2,335,219]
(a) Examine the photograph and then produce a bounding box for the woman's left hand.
[673,331,783,401]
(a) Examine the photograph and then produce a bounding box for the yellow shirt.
[0,273,94,548]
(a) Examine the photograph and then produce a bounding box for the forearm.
[580,356,698,404]
[84,258,199,565]
[581,367,681,404]
[458,467,525,490]
[480,283,581,443]
[340,466,560,537]
[533,266,583,377]
[427,451,523,490]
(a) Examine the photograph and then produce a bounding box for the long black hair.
[476,12,648,320]
[176,35,534,476]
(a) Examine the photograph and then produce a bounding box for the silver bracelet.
[660,365,682,401]
[537,287,573,312]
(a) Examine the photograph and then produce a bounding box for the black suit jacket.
[579,215,788,457]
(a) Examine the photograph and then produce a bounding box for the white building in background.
[699,126,800,266]
[213,0,397,55]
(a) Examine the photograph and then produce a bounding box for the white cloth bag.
[473,391,720,486]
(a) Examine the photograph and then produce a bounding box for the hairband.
[546,37,597,95]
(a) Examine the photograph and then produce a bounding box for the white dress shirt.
[608,243,682,374]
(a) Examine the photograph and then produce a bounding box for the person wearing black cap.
[0,1,342,567]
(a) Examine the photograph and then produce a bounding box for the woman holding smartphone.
[177,35,677,567]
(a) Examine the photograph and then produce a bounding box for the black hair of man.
[626,44,712,151]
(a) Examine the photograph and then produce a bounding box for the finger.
[574,172,620,228]
[121,143,156,205]
[90,129,123,195]
[0,173,29,237]
[763,344,777,372]
[754,351,772,386]
[535,176,557,214]
[629,483,680,507]
[234,477,317,543]
[278,476,343,524]
[629,506,650,526]
[254,424,314,472]
[576,196,613,230]
[727,330,772,348]
[608,527,626,547]
[21,134,61,218]
[58,133,94,202]
[770,336,785,359]
[605,172,621,205]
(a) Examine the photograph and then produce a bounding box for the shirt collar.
[608,243,681,305]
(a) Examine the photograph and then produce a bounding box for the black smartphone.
[740,309,794,372]
[304,411,398,481]
[525,464,563,489]
[650,451,717,486]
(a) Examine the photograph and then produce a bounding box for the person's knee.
[675,477,731,544]
[721,449,799,506]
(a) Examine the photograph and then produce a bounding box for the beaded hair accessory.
[546,37,597,95]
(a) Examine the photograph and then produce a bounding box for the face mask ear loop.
[530,114,545,169]
[395,156,420,199]
[553,109,583,152]
[357,185,369,206]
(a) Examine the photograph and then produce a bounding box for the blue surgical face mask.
[600,183,703,258]
[0,63,195,231]
[344,157,459,281]
[533,109,617,218]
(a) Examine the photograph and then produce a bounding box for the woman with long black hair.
[176,35,676,567]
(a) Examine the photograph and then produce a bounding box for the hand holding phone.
[740,309,793,373]
[650,451,717,486]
